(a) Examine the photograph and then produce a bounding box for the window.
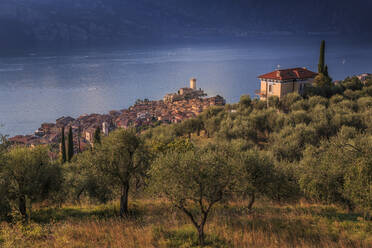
[269,85,273,93]
[300,83,304,92]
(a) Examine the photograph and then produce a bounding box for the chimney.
[276,70,281,78]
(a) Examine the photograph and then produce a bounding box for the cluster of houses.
[9,78,225,149]
[9,69,370,149]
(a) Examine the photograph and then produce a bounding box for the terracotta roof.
[258,67,317,80]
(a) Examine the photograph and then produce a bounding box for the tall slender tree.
[67,126,74,162]
[324,65,329,77]
[318,40,325,74]
[60,127,66,164]
[77,121,81,153]
[93,126,101,146]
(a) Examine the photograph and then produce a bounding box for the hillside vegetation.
[0,76,371,247]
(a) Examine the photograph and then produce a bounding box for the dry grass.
[0,199,371,248]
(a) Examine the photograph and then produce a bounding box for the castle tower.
[102,122,109,136]
[190,78,197,90]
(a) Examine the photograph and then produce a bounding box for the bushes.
[0,146,62,221]
[270,124,318,162]
[298,127,372,217]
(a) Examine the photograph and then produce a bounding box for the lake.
[1,37,371,136]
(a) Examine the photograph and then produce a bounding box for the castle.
[164,78,207,102]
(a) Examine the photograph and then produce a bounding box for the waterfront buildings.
[9,78,225,148]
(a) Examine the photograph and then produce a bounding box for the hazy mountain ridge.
[0,0,370,47]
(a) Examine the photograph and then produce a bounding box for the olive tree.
[0,135,11,220]
[200,107,224,138]
[82,129,148,217]
[150,145,235,246]
[298,127,371,215]
[233,150,275,211]
[344,152,372,219]
[3,146,61,220]
[179,118,203,138]
[0,151,10,220]
[339,132,372,218]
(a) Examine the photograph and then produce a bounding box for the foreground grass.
[0,199,371,248]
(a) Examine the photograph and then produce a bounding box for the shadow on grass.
[152,225,231,248]
[30,204,143,224]
[218,204,363,223]
[316,207,362,222]
[227,215,340,246]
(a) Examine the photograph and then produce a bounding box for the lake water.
[1,37,371,136]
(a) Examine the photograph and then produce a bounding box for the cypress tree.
[324,65,329,77]
[318,40,325,74]
[77,122,81,153]
[93,127,101,146]
[60,127,66,164]
[67,126,74,162]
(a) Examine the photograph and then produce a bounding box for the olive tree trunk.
[120,182,130,217]
[198,223,206,246]
[178,205,212,247]
[247,192,255,211]
[19,195,27,220]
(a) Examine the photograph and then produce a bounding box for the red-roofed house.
[256,67,317,100]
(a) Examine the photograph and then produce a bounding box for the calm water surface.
[1,38,371,136]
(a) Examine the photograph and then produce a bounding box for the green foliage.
[233,150,276,209]
[313,73,333,88]
[268,96,280,109]
[280,92,302,111]
[75,129,148,217]
[150,144,235,245]
[177,118,203,138]
[93,127,101,145]
[199,106,225,137]
[0,134,10,154]
[239,94,252,108]
[0,175,11,222]
[1,146,62,219]
[67,126,74,162]
[60,127,66,164]
[271,124,318,162]
[318,40,326,74]
[0,135,11,221]
[342,77,363,91]
[299,127,372,217]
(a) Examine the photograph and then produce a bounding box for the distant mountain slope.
[0,0,371,47]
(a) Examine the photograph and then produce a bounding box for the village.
[9,78,225,150]
[8,70,371,151]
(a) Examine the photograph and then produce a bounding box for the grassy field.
[0,199,371,248]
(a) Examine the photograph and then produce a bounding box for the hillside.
[0,76,371,248]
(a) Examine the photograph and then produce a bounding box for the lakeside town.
[9,78,225,149]
[8,69,371,151]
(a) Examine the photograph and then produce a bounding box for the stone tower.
[190,78,197,90]
[102,122,109,136]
